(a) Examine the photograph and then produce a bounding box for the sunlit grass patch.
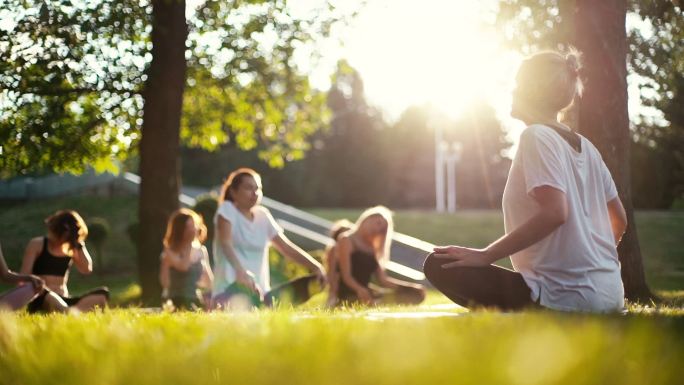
[1,307,683,385]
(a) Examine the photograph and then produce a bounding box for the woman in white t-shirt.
[424,50,628,313]
[211,168,326,309]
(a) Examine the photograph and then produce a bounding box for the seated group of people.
[158,49,630,314]
[1,50,629,314]
[159,167,425,311]
[0,168,425,313]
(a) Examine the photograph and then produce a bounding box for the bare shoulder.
[336,235,352,250]
[21,237,43,260]
[160,247,177,260]
[26,237,44,250]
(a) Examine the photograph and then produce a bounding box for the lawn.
[1,307,683,385]
[1,197,684,385]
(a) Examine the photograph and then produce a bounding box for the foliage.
[0,0,349,176]
[88,217,110,246]
[628,1,684,207]
[0,0,149,176]
[495,0,684,208]
[192,193,218,248]
[87,217,110,272]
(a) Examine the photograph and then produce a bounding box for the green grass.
[2,198,684,384]
[1,308,684,385]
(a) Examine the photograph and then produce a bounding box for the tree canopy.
[0,0,346,176]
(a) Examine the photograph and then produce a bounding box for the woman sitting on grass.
[160,208,214,311]
[21,210,109,313]
[424,50,627,313]
[335,206,425,306]
[323,219,353,307]
[0,242,45,311]
[211,168,327,309]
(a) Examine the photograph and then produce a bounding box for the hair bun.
[566,53,581,77]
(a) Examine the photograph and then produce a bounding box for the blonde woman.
[160,208,214,310]
[425,51,627,313]
[335,206,425,306]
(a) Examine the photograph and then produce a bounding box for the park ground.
[1,196,683,385]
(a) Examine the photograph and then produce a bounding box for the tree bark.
[575,0,653,301]
[137,0,187,304]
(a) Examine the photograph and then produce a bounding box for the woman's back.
[503,124,624,312]
[337,247,379,300]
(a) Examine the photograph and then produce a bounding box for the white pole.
[446,155,456,213]
[434,124,445,212]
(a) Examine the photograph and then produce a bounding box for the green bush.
[126,222,139,246]
[193,193,218,247]
[87,217,110,273]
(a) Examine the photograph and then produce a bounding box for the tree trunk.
[575,0,653,301]
[137,0,187,305]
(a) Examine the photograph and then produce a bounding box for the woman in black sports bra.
[20,210,109,313]
[334,206,425,306]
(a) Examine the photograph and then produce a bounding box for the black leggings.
[26,287,110,313]
[423,253,538,311]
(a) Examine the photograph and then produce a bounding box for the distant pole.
[446,155,456,213]
[445,142,462,213]
[434,124,445,212]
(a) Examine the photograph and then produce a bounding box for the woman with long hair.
[211,168,326,309]
[160,208,214,311]
[21,210,109,313]
[335,206,425,306]
[424,50,627,313]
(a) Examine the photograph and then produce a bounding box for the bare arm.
[71,243,93,274]
[216,216,260,293]
[0,244,13,282]
[216,217,246,274]
[159,253,171,292]
[13,239,45,289]
[325,246,339,298]
[0,244,27,285]
[607,197,627,245]
[435,186,568,267]
[20,238,42,276]
[198,246,214,289]
[271,234,325,276]
[375,267,400,289]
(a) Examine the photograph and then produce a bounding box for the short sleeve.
[519,128,568,196]
[215,201,237,224]
[261,207,283,241]
[599,158,619,201]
